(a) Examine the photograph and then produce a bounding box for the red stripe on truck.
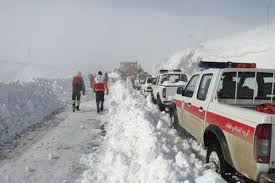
[172,99,182,107]
[172,100,255,143]
[206,112,255,143]
[184,102,206,120]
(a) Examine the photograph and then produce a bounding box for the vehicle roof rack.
[198,61,256,69]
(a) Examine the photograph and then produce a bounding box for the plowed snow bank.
[0,79,70,149]
[81,81,225,183]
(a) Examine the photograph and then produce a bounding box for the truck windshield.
[217,71,275,101]
[160,74,187,84]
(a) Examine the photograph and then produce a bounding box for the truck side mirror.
[177,87,184,95]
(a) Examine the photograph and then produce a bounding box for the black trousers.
[96,91,105,102]
[72,90,81,101]
[96,91,105,110]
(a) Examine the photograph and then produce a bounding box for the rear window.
[160,74,187,84]
[217,71,275,100]
[147,78,154,83]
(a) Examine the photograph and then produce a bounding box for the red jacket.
[92,75,109,92]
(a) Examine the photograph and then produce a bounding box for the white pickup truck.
[170,61,275,182]
[141,77,156,97]
[151,70,188,109]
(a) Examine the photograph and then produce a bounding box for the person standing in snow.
[104,72,109,82]
[72,71,85,112]
[88,73,94,91]
[92,71,109,113]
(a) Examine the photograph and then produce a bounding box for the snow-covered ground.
[0,78,71,150]
[154,26,275,74]
[81,81,225,183]
[2,24,275,183]
[0,81,225,183]
[0,100,105,183]
[162,81,186,86]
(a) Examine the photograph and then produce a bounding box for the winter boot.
[76,100,80,111]
[72,101,76,112]
[96,102,100,113]
[100,102,104,111]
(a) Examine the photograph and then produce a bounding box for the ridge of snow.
[108,72,120,79]
[81,81,225,183]
[154,26,275,75]
[0,78,71,150]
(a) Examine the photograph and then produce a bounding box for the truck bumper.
[259,173,275,183]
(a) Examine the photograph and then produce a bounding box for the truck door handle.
[187,102,191,106]
[199,107,204,112]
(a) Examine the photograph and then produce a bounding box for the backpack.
[73,76,81,87]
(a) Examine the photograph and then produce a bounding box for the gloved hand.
[106,90,109,95]
[82,91,85,95]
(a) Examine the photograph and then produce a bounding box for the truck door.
[191,73,213,141]
[152,75,160,99]
[181,74,200,137]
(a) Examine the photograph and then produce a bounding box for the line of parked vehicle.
[140,69,188,110]
[139,61,275,183]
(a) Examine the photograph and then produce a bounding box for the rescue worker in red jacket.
[72,71,85,112]
[92,71,109,113]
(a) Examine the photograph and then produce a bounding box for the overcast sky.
[0,0,273,77]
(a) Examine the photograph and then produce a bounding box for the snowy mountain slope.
[0,78,71,150]
[81,81,225,183]
[0,61,67,82]
[154,26,275,74]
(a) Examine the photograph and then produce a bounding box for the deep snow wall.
[81,81,225,183]
[0,78,71,150]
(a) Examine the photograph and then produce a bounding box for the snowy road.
[0,82,229,183]
[0,100,105,183]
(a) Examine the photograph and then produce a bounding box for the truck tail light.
[233,63,256,68]
[254,124,271,163]
[163,88,166,98]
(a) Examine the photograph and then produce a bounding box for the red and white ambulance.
[171,61,275,182]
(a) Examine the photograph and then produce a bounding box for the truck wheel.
[206,144,229,177]
[157,94,165,111]
[172,108,184,135]
[172,108,179,128]
[151,92,157,104]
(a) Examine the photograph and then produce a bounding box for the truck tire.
[151,92,157,104]
[206,144,230,178]
[157,94,165,111]
[172,108,184,135]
